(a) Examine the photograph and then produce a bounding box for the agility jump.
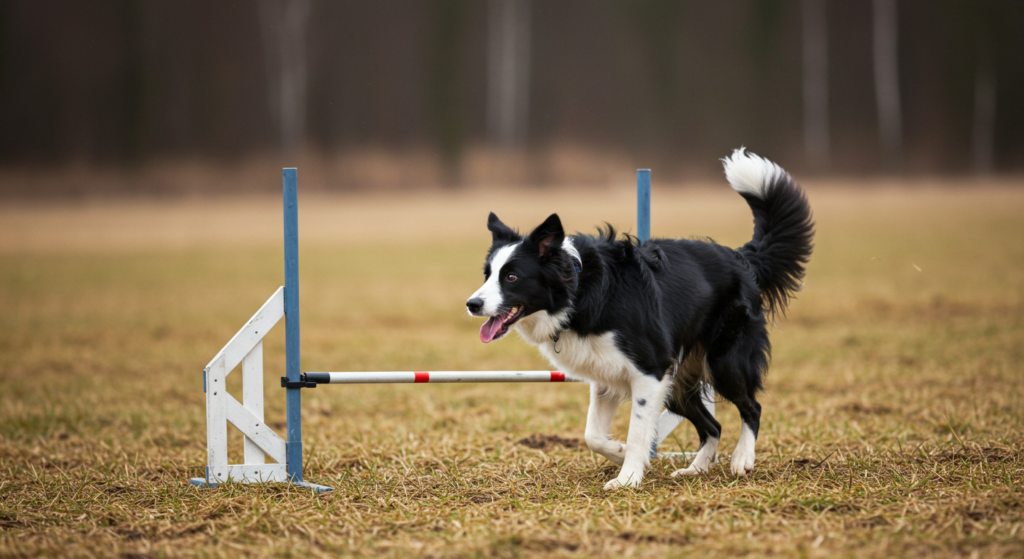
[189,168,712,492]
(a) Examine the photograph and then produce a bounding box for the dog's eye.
[505,273,517,282]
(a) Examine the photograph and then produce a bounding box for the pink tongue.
[480,315,505,343]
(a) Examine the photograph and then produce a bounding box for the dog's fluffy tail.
[723,148,815,319]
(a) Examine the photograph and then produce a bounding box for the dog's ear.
[528,214,565,260]
[487,212,519,243]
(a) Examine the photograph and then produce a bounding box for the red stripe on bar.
[550,371,566,382]
[414,371,429,383]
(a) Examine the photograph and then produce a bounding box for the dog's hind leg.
[729,398,760,476]
[664,348,722,476]
[604,373,672,490]
[667,390,721,476]
[584,383,626,466]
[706,332,766,477]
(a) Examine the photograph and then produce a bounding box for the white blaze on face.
[470,242,519,315]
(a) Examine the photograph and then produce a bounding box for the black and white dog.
[466,149,814,489]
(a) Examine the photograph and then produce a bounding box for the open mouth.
[479,305,525,343]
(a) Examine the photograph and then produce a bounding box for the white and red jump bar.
[302,371,579,384]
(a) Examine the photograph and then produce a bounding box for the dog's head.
[467,213,581,343]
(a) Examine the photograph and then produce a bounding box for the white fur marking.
[516,328,636,397]
[722,148,784,199]
[730,422,757,476]
[584,383,626,466]
[561,237,582,268]
[470,243,519,315]
[670,436,719,477]
[513,309,569,345]
[604,373,672,490]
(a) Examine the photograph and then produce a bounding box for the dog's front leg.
[584,383,626,466]
[604,373,670,490]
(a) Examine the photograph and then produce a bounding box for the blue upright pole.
[283,168,303,484]
[637,169,651,242]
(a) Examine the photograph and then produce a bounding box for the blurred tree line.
[0,0,1020,178]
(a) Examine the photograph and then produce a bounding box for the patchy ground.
[1,182,1022,557]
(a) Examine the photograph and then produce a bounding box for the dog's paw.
[585,435,626,466]
[730,449,755,476]
[606,442,626,463]
[593,441,626,466]
[670,445,718,477]
[670,464,707,477]
[730,430,756,476]
[730,426,757,476]
[603,478,622,490]
[603,472,642,490]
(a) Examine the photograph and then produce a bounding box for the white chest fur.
[514,311,637,396]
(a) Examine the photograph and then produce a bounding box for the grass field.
[1,180,1022,557]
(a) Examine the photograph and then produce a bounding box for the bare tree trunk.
[259,0,311,155]
[487,0,531,150]
[971,38,996,174]
[872,0,902,170]
[801,0,829,171]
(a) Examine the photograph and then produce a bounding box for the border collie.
[466,149,814,489]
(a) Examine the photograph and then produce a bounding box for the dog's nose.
[466,297,484,314]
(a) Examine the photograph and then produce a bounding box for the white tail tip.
[722,148,785,199]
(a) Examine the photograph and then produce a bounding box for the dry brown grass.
[1,180,1022,557]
